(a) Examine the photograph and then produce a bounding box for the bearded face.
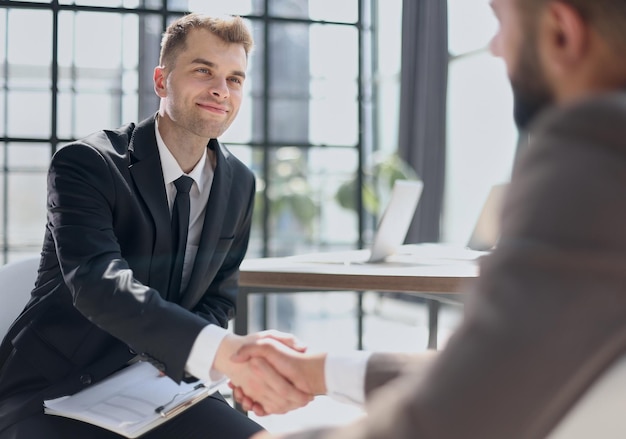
[509,20,555,130]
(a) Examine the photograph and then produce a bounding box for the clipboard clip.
[154,383,207,418]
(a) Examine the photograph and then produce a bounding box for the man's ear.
[153,66,167,98]
[539,1,589,75]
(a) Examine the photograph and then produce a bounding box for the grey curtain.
[397,0,448,243]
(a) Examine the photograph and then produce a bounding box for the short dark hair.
[159,13,254,69]
[518,0,626,50]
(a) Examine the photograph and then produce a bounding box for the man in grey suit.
[0,13,309,439]
[230,0,626,437]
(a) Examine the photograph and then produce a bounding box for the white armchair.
[547,355,626,438]
[0,256,40,337]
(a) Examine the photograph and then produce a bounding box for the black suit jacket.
[0,115,255,431]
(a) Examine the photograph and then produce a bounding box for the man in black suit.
[0,13,309,439]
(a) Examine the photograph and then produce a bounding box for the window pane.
[57,11,138,138]
[0,10,6,65]
[58,0,163,8]
[310,24,358,81]
[264,146,358,256]
[0,12,4,136]
[7,64,50,90]
[376,81,400,153]
[187,0,261,15]
[122,94,139,125]
[0,91,4,136]
[79,93,120,136]
[7,10,51,67]
[7,172,47,249]
[267,23,358,145]
[269,0,358,23]
[122,69,138,95]
[374,0,402,154]
[268,23,310,144]
[122,15,140,70]
[56,92,74,139]
[376,0,402,77]
[6,8,52,130]
[7,142,51,170]
[444,53,517,244]
[309,79,358,146]
[136,14,162,120]
[269,0,308,19]
[307,146,358,246]
[448,0,498,56]
[309,0,358,23]
[7,91,51,138]
[59,12,126,69]
[58,89,138,138]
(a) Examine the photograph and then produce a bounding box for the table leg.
[356,291,364,350]
[427,299,440,349]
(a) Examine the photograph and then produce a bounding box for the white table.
[235,244,482,349]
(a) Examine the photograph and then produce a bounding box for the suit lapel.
[128,117,173,299]
[180,139,233,309]
[127,122,233,308]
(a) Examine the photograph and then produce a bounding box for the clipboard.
[44,361,224,438]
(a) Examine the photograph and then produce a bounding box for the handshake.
[212,330,329,417]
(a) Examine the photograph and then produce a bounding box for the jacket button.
[80,374,92,385]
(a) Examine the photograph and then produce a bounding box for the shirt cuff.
[325,351,372,406]
[185,324,229,384]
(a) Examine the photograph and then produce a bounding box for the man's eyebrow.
[191,58,246,79]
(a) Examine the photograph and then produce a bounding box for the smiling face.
[490,0,555,129]
[154,28,247,141]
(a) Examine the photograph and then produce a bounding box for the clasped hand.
[213,330,325,416]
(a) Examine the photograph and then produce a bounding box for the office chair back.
[547,354,626,438]
[0,256,39,337]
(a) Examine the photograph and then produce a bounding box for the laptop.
[294,179,424,264]
[368,179,424,262]
[466,182,508,251]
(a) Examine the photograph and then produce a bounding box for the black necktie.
[169,175,194,300]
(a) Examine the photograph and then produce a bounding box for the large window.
[0,0,374,262]
[444,0,518,245]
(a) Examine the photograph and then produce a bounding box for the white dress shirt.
[154,121,229,384]
[325,351,371,406]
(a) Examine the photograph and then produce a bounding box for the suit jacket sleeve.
[281,95,626,439]
[48,140,209,382]
[363,351,437,398]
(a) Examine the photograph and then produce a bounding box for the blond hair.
[159,13,254,68]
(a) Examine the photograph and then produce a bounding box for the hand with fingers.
[229,337,328,416]
[213,330,316,415]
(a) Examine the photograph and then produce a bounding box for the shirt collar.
[155,117,209,193]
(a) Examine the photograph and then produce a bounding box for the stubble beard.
[176,104,235,140]
[189,114,231,139]
[510,37,554,131]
